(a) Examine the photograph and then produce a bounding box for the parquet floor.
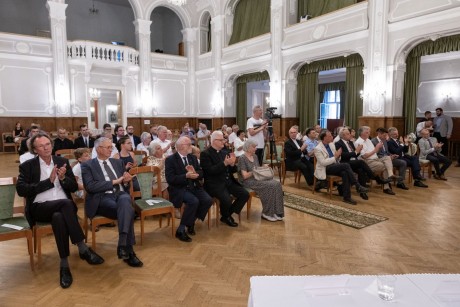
[1,152,459,306]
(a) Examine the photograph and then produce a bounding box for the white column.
[47,1,71,116]
[363,0,391,116]
[182,27,198,115]
[270,0,284,114]
[211,15,225,116]
[134,19,153,116]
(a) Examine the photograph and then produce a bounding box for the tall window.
[319,90,341,128]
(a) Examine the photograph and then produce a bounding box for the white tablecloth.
[248,274,460,307]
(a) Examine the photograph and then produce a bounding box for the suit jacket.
[335,139,360,162]
[81,158,128,218]
[165,152,203,208]
[418,137,443,160]
[52,138,74,154]
[284,139,306,169]
[200,146,240,196]
[387,138,408,158]
[74,136,95,149]
[371,137,390,158]
[129,134,141,148]
[16,156,77,227]
[313,142,338,180]
[434,114,453,137]
[19,137,29,155]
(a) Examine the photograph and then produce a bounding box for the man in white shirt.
[228,124,239,145]
[247,105,268,166]
[150,125,173,156]
[91,131,119,159]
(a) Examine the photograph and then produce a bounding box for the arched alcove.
[150,6,184,55]
[0,0,49,37]
[199,11,212,55]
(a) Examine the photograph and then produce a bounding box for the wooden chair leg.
[247,196,251,220]
[170,210,175,237]
[91,223,97,250]
[26,231,34,271]
[140,215,145,246]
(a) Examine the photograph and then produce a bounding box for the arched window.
[150,6,183,56]
[200,12,212,54]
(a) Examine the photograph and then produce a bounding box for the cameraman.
[247,105,267,166]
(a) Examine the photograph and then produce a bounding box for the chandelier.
[167,0,187,6]
[89,88,101,100]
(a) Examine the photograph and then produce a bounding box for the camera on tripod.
[265,107,281,120]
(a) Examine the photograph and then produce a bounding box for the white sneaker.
[274,214,284,221]
[261,213,277,222]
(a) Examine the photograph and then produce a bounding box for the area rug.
[283,192,388,229]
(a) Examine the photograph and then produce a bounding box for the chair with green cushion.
[129,166,175,245]
[133,150,147,166]
[0,177,34,271]
[197,138,208,151]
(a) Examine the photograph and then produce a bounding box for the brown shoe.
[439,174,447,181]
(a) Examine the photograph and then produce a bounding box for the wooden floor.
[1,152,459,306]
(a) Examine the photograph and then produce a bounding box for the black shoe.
[175,229,192,242]
[117,246,130,260]
[375,176,392,184]
[359,193,369,200]
[101,222,116,227]
[337,184,344,196]
[220,216,238,227]
[356,184,369,193]
[396,182,409,190]
[59,267,73,289]
[79,247,104,265]
[389,175,402,181]
[417,176,427,181]
[383,188,395,195]
[343,198,357,205]
[124,252,143,267]
[414,180,428,188]
[187,225,196,236]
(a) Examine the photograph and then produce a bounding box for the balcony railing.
[67,41,139,65]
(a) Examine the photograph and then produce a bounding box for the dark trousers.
[325,163,357,199]
[181,188,213,226]
[209,181,249,218]
[31,199,84,258]
[426,153,452,175]
[255,148,264,166]
[97,192,135,247]
[433,132,448,156]
[346,160,374,186]
[399,156,422,179]
[287,158,314,185]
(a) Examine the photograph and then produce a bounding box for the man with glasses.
[126,125,141,148]
[82,137,143,268]
[200,131,249,227]
[247,105,268,166]
[17,132,104,289]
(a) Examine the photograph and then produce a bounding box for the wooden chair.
[133,150,147,166]
[311,157,342,199]
[129,166,175,245]
[83,213,116,250]
[393,166,412,184]
[281,147,302,185]
[33,221,54,261]
[55,148,74,158]
[417,144,432,179]
[2,133,17,153]
[0,177,34,271]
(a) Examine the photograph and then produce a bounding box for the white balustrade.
[67,41,139,65]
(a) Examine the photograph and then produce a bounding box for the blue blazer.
[81,158,128,218]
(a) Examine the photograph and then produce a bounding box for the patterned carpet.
[283,192,388,229]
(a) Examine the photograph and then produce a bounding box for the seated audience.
[72,148,92,198]
[146,143,169,199]
[91,131,119,159]
[228,124,239,145]
[118,136,140,191]
[19,125,40,155]
[233,130,246,157]
[418,128,452,180]
[136,132,152,156]
[53,128,74,155]
[126,125,141,148]
[150,125,174,156]
[13,121,24,143]
[238,139,284,222]
[74,124,95,148]
[284,126,314,186]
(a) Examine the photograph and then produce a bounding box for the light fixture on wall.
[89,0,99,15]
[89,88,101,100]
[167,0,187,6]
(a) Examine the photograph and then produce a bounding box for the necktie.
[345,141,352,152]
[183,156,188,166]
[427,139,438,156]
[84,137,88,147]
[103,161,120,192]
[325,144,334,158]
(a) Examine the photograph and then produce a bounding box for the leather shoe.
[59,267,73,289]
[220,216,238,227]
[187,225,196,236]
[117,246,130,260]
[396,182,409,190]
[79,247,104,265]
[175,229,192,242]
[417,176,427,181]
[439,174,447,181]
[389,175,402,181]
[414,180,428,188]
[124,252,143,267]
[375,176,392,184]
[359,193,368,200]
[343,198,357,205]
[383,188,395,195]
[356,184,369,193]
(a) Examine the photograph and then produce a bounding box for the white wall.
[150,7,183,55]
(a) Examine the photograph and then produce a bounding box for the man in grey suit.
[82,137,143,267]
[433,108,453,155]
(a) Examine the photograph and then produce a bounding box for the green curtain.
[345,65,364,129]
[298,0,358,20]
[297,72,319,131]
[404,34,460,133]
[229,0,270,45]
[236,71,270,130]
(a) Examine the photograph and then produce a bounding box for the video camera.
[265,107,281,120]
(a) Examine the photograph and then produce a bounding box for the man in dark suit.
[165,136,213,242]
[81,137,143,268]
[74,124,95,149]
[284,126,314,186]
[17,133,103,289]
[19,125,40,155]
[126,125,141,148]
[200,131,249,227]
[387,127,428,188]
[52,128,74,154]
[113,125,126,151]
[335,128,390,200]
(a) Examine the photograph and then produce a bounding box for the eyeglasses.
[99,145,112,150]
[35,142,52,149]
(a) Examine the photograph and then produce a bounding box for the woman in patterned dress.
[146,143,169,199]
[237,139,284,222]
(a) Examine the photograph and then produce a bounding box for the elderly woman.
[136,132,152,155]
[146,142,169,198]
[237,139,284,222]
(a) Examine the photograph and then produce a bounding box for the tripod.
[264,119,282,182]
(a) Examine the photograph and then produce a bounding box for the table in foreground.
[248,274,460,307]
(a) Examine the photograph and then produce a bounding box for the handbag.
[252,166,274,181]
